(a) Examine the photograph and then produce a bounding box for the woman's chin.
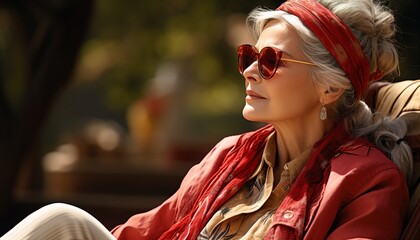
[242,107,261,122]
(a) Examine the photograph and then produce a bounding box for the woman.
[1,0,412,239]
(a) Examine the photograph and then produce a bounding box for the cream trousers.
[1,203,116,240]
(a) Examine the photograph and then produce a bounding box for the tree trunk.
[0,0,93,233]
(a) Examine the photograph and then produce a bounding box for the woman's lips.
[246,90,266,101]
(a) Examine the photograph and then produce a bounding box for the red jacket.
[112,133,409,239]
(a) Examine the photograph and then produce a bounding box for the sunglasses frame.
[238,44,315,79]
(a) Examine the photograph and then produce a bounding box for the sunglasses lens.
[238,45,280,79]
[238,45,257,74]
[259,47,279,79]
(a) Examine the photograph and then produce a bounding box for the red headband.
[278,0,377,99]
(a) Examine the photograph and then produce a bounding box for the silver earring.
[320,103,327,121]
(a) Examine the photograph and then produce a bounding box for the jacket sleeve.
[326,158,409,239]
[111,136,239,240]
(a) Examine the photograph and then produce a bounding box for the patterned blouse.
[198,132,311,239]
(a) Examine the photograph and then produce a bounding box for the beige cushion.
[375,80,420,129]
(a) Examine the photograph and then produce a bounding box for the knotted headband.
[278,0,377,99]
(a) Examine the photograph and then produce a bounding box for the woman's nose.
[242,61,261,82]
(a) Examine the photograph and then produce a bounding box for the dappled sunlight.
[43,144,79,172]
[74,40,122,83]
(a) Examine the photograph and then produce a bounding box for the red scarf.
[158,124,274,239]
[266,123,351,239]
[158,123,351,239]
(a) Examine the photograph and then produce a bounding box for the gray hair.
[246,0,413,183]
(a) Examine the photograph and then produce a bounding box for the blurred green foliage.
[75,0,277,107]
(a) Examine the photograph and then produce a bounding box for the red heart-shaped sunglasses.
[238,44,315,79]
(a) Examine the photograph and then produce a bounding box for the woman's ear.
[320,87,345,105]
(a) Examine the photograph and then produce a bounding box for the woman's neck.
[272,117,335,163]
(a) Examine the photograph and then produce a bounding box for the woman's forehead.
[256,20,303,58]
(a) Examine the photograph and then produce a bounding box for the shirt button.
[221,207,230,215]
[283,184,290,191]
[283,210,294,219]
[320,160,329,169]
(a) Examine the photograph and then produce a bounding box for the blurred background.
[0,0,419,233]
